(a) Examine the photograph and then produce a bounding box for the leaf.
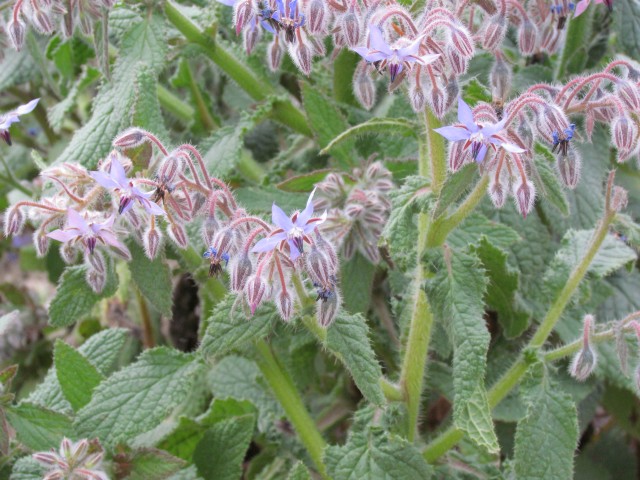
[302,82,354,169]
[8,456,47,480]
[48,263,118,327]
[200,296,276,358]
[277,170,333,192]
[5,403,72,451]
[287,461,312,480]
[432,164,478,219]
[0,49,37,91]
[472,238,530,338]
[320,118,417,157]
[616,1,640,62]
[447,213,521,251]
[531,146,569,216]
[127,239,173,316]
[201,119,253,178]
[133,66,169,141]
[126,448,187,480]
[515,366,578,480]
[54,15,167,168]
[47,67,101,132]
[234,186,307,213]
[28,328,130,413]
[427,249,499,453]
[340,253,375,314]
[326,312,385,405]
[324,431,432,480]
[54,341,104,412]
[75,348,203,445]
[193,416,255,480]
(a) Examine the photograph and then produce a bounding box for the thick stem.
[157,85,196,123]
[164,1,312,137]
[254,339,328,478]
[424,109,446,194]
[182,60,219,131]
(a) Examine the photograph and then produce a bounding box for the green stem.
[0,156,31,196]
[157,85,196,123]
[424,109,446,194]
[237,150,266,184]
[164,1,312,137]
[254,339,328,478]
[182,60,219,131]
[423,201,617,462]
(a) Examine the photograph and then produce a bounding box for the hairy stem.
[254,339,328,478]
[425,109,446,195]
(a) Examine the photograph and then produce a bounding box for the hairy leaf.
[54,341,104,412]
[340,253,375,315]
[5,403,72,451]
[126,448,187,480]
[128,239,173,316]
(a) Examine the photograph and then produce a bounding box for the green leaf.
[234,186,307,213]
[8,456,47,480]
[75,348,203,445]
[28,328,130,413]
[326,312,385,405]
[54,15,167,168]
[277,170,333,192]
[616,0,640,62]
[193,416,255,480]
[127,239,173,316]
[5,403,72,451]
[432,164,478,219]
[320,118,417,157]
[447,213,521,251]
[0,49,37,91]
[531,146,569,216]
[287,461,312,480]
[47,67,101,132]
[48,263,118,327]
[132,66,169,141]
[126,448,187,480]
[515,366,578,480]
[428,249,499,453]
[333,49,359,105]
[472,238,530,338]
[201,119,252,178]
[200,296,276,358]
[54,341,104,412]
[302,82,354,168]
[340,253,375,314]
[324,431,432,480]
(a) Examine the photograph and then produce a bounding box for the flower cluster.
[33,437,108,480]
[2,128,345,326]
[314,161,393,264]
[3,0,115,51]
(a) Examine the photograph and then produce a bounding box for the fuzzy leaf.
[326,313,385,405]
[54,341,104,412]
[277,170,333,192]
[127,239,173,316]
[48,263,118,327]
[287,462,312,480]
[8,456,47,480]
[531,147,570,216]
[0,49,37,91]
[447,213,521,251]
[321,118,418,156]
[193,416,255,480]
[340,253,375,315]
[616,1,640,61]
[75,348,203,445]
[133,66,169,141]
[200,296,276,358]
[126,448,187,480]
[432,164,478,219]
[5,403,72,451]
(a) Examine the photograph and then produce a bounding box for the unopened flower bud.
[616,80,640,111]
[448,140,469,173]
[518,20,538,55]
[482,15,507,52]
[308,0,327,34]
[143,227,162,260]
[428,84,448,119]
[556,147,581,189]
[290,38,313,76]
[316,288,340,327]
[34,228,50,258]
[231,253,253,292]
[409,79,427,112]
[3,206,25,237]
[490,55,512,104]
[233,0,252,35]
[114,128,148,149]
[86,266,106,294]
[268,37,284,72]
[353,62,376,110]
[313,231,338,271]
[610,186,628,213]
[569,315,597,381]
[168,222,188,249]
[212,227,237,258]
[539,21,556,53]
[536,104,570,144]
[488,174,508,208]
[158,154,182,184]
[612,116,637,162]
[447,48,468,76]
[60,242,77,264]
[244,274,266,315]
[342,12,361,48]
[276,289,294,322]
[243,22,261,55]
[7,19,26,51]
[513,179,535,218]
[86,249,106,274]
[202,217,220,246]
[32,10,54,34]
[449,25,474,58]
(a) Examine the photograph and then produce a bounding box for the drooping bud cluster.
[33,437,108,480]
[314,161,393,264]
[3,0,116,51]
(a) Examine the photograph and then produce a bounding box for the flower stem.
[157,85,196,123]
[423,187,618,462]
[164,1,312,137]
[424,109,446,194]
[254,339,328,479]
[0,155,31,196]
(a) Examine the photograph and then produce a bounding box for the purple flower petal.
[397,34,424,58]
[457,97,476,130]
[66,208,89,233]
[0,115,20,130]
[142,199,166,216]
[433,125,471,142]
[46,229,76,242]
[108,154,128,186]
[481,117,508,137]
[500,142,526,153]
[353,48,388,63]
[287,239,301,261]
[14,98,39,116]
[296,188,316,226]
[271,203,294,231]
[303,210,327,234]
[415,53,440,66]
[90,171,121,190]
[574,0,590,16]
[216,0,237,5]
[368,26,393,57]
[475,144,488,163]
[252,232,287,253]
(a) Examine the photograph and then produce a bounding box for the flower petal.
[303,210,327,234]
[142,199,166,216]
[397,34,425,58]
[574,0,590,16]
[434,125,471,142]
[46,229,77,243]
[475,144,488,163]
[271,203,294,231]
[252,232,286,253]
[480,118,507,137]
[415,53,440,65]
[296,188,316,226]
[90,171,121,190]
[368,25,393,56]
[13,98,39,116]
[287,239,301,261]
[66,208,89,233]
[108,153,129,186]
[500,142,526,153]
[457,97,475,129]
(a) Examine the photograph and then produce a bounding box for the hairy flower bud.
[233,0,252,35]
[245,274,266,315]
[86,266,106,294]
[113,128,148,149]
[158,154,182,184]
[428,83,448,119]
[518,20,538,55]
[143,226,162,260]
[32,9,54,34]
[447,48,468,76]
[488,174,508,208]
[60,242,77,264]
[513,179,535,218]
[3,206,25,237]
[34,228,50,258]
[536,104,570,144]
[86,249,106,274]
[212,227,237,258]
[616,80,640,111]
[342,12,361,48]
[276,289,294,321]
[308,0,327,33]
[449,25,474,58]
[7,19,26,51]
[556,147,581,189]
[231,253,253,292]
[268,37,284,72]
[612,116,637,162]
[409,79,427,112]
[168,222,188,249]
[243,21,261,54]
[482,15,507,52]
[539,21,556,53]
[316,288,340,327]
[290,37,313,76]
[353,63,376,110]
[569,315,597,381]
[448,140,469,172]
[490,55,512,104]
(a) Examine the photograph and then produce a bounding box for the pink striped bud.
[308,0,328,34]
[513,179,535,218]
[244,274,266,315]
[481,15,507,52]
[488,174,508,208]
[313,231,338,272]
[34,228,50,258]
[168,222,189,249]
[569,315,597,381]
[449,25,474,58]
[231,253,253,292]
[409,79,427,112]
[3,206,25,237]
[445,78,459,113]
[353,63,376,110]
[233,0,252,35]
[612,116,637,162]
[114,128,147,149]
[86,266,106,294]
[428,83,448,119]
[158,154,182,183]
[490,55,512,104]
[447,49,468,75]
[86,250,106,274]
[556,147,581,189]
[316,288,340,327]
[268,38,284,72]
[448,141,469,173]
[290,37,313,76]
[32,10,54,34]
[143,226,162,260]
[243,21,261,54]
[276,289,294,322]
[212,227,237,258]
[305,246,333,287]
[616,80,640,111]
[60,242,77,264]
[7,19,26,51]
[202,216,219,246]
[342,12,361,48]
[518,20,538,55]
[540,22,556,53]
[536,104,570,144]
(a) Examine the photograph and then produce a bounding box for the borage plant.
[1,0,640,478]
